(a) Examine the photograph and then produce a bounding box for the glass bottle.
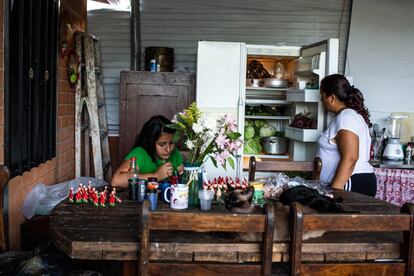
[127,157,139,200]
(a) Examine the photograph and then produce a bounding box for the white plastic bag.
[22,177,107,219]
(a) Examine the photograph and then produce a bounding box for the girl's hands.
[156,162,173,180]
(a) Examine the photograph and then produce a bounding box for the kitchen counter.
[370,160,414,170]
[374,166,414,206]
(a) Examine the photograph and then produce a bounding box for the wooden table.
[50,190,404,275]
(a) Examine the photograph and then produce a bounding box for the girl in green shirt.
[111,115,184,188]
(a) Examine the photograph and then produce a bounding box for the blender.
[382,115,408,163]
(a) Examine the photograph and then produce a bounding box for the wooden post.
[248,156,257,182]
[262,203,275,276]
[401,203,414,276]
[289,202,304,276]
[139,200,150,276]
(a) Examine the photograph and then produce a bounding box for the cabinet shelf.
[246,86,292,92]
[287,89,320,102]
[245,99,289,105]
[244,153,290,159]
[245,115,291,120]
[285,126,318,142]
[295,69,322,77]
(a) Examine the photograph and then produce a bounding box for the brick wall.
[0,0,4,165]
[3,0,87,249]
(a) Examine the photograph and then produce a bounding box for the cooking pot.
[262,78,288,88]
[261,136,288,155]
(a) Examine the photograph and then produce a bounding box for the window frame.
[6,0,58,177]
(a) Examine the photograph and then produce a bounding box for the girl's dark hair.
[134,115,175,162]
[320,74,371,127]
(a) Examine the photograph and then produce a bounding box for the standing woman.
[318,74,376,196]
[111,115,184,188]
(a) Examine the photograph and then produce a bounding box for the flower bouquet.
[169,103,243,206]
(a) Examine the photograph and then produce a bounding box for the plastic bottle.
[127,157,139,200]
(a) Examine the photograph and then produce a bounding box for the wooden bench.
[139,200,275,276]
[289,201,414,276]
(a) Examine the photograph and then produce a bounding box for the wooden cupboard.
[119,71,195,163]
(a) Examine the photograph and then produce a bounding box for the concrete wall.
[2,0,87,249]
[346,0,414,129]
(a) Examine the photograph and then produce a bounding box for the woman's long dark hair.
[320,74,371,127]
[134,115,175,162]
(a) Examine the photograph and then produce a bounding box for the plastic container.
[144,47,174,72]
[147,189,157,211]
[198,190,215,211]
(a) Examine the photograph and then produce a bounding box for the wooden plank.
[366,251,401,260]
[140,200,150,275]
[194,252,237,262]
[148,263,262,276]
[325,252,367,261]
[150,251,193,261]
[238,252,262,262]
[300,263,406,276]
[290,202,304,276]
[401,202,414,276]
[262,203,274,276]
[303,214,411,232]
[302,243,401,254]
[123,261,137,276]
[148,212,266,232]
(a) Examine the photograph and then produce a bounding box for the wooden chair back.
[248,156,322,182]
[140,200,275,276]
[289,202,414,276]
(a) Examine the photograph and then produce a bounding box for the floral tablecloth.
[375,167,414,206]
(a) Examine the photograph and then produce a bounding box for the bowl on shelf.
[246,78,263,88]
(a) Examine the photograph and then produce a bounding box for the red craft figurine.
[109,190,116,207]
[75,189,82,203]
[113,188,122,203]
[93,190,99,206]
[68,187,74,202]
[99,191,106,207]
[82,187,89,203]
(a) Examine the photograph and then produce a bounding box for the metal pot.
[262,78,288,88]
[261,136,288,155]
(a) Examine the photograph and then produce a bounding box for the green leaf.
[166,123,179,130]
[226,132,242,140]
[172,131,181,142]
[210,156,218,168]
[228,157,235,170]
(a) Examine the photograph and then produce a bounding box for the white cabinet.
[196,39,339,178]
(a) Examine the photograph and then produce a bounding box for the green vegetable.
[244,126,255,140]
[243,138,262,154]
[245,119,253,127]
[254,120,267,129]
[259,125,276,137]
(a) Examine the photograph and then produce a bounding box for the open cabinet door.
[300,39,339,76]
[301,38,339,128]
[196,41,246,178]
[286,39,339,161]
